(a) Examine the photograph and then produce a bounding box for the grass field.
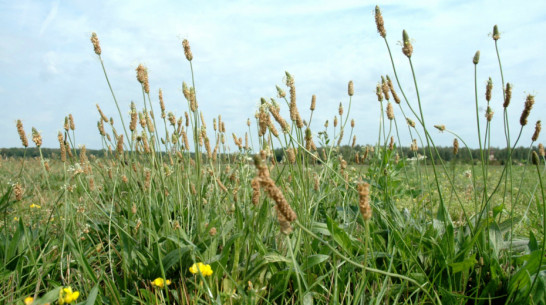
[2,6,546,305]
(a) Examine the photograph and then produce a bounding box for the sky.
[1,0,545,151]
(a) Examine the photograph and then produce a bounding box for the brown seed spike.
[503,83,512,108]
[310,94,316,111]
[375,6,387,38]
[69,114,75,130]
[485,77,493,102]
[31,127,42,147]
[182,39,193,61]
[386,102,394,120]
[538,143,545,157]
[357,182,372,221]
[453,138,459,155]
[520,94,535,126]
[90,32,101,55]
[16,120,28,147]
[136,64,150,94]
[381,76,390,101]
[348,80,354,97]
[402,30,413,58]
[532,120,541,142]
[376,84,383,102]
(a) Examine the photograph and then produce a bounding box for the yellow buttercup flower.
[59,286,79,304]
[189,262,213,276]
[24,296,34,305]
[30,204,41,209]
[151,277,172,288]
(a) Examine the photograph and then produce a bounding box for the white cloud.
[39,0,59,35]
[0,0,544,149]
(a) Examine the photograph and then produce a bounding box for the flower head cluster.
[151,277,172,288]
[59,287,79,304]
[189,262,213,276]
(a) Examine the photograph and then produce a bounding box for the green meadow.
[1,6,545,305]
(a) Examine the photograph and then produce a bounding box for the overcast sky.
[1,0,545,151]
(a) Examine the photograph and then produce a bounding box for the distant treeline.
[2,145,538,165]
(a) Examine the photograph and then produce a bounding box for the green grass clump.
[1,6,546,305]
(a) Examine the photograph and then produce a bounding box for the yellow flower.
[151,277,171,288]
[59,286,79,304]
[14,217,19,221]
[24,296,34,305]
[189,262,213,276]
[30,204,41,209]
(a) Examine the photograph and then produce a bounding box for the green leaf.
[85,285,99,305]
[311,222,330,236]
[162,246,190,272]
[529,231,538,252]
[326,216,353,255]
[509,250,542,295]
[33,287,61,305]
[264,253,291,264]
[449,254,476,274]
[492,204,504,217]
[301,254,330,271]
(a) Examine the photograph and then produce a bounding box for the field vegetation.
[1,6,545,305]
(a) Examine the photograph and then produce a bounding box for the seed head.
[310,94,316,111]
[492,25,500,41]
[69,114,75,130]
[14,183,24,201]
[453,138,459,155]
[28,127,41,148]
[90,32,101,55]
[58,132,66,162]
[116,135,124,158]
[520,94,535,126]
[276,85,286,98]
[386,102,394,120]
[269,103,290,133]
[410,139,418,152]
[376,83,383,102]
[406,118,416,128]
[357,182,372,221]
[338,102,343,116]
[503,83,512,108]
[485,77,493,102]
[434,125,445,132]
[159,89,165,118]
[532,120,541,142]
[402,30,413,57]
[351,119,355,128]
[473,51,480,65]
[348,80,354,96]
[136,64,150,93]
[532,151,540,165]
[386,75,401,104]
[16,120,28,147]
[485,106,494,122]
[381,76,390,101]
[375,6,387,38]
[182,39,193,61]
[538,143,545,157]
